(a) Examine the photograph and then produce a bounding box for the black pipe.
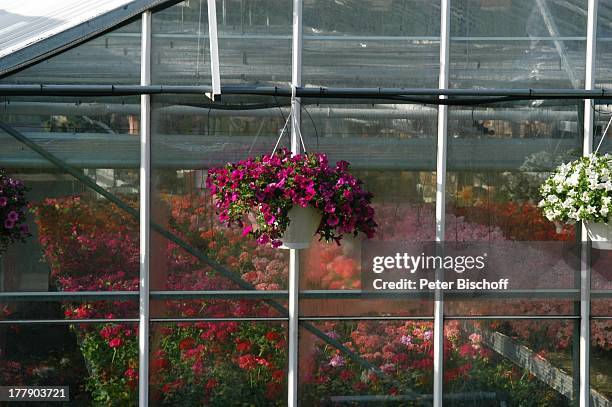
[1,84,612,101]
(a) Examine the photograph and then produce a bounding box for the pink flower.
[329,354,345,367]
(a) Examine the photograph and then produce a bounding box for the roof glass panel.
[0,0,135,58]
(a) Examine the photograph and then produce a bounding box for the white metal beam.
[288,1,303,406]
[207,0,221,97]
[581,1,597,406]
[434,0,451,406]
[138,10,151,407]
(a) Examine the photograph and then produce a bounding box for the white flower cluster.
[538,153,612,224]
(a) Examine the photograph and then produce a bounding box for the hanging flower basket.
[0,169,30,254]
[206,148,377,248]
[539,153,612,250]
[584,221,612,250]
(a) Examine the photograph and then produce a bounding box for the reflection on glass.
[444,104,581,315]
[0,323,138,404]
[444,319,575,406]
[0,97,140,293]
[591,320,612,401]
[150,322,287,405]
[450,0,586,89]
[152,0,292,86]
[150,96,290,293]
[1,21,141,85]
[299,320,434,404]
[303,0,440,87]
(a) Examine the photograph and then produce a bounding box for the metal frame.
[138,10,152,407]
[433,1,451,406]
[580,2,598,406]
[0,0,185,78]
[288,1,303,406]
[0,1,610,405]
[207,0,221,96]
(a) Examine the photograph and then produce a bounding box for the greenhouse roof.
[0,0,179,78]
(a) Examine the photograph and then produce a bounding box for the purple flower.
[327,215,339,227]
[256,234,270,245]
[0,197,7,207]
[264,213,276,225]
[329,354,345,367]
[400,335,412,345]
[326,331,340,340]
[4,219,15,229]
[423,330,433,341]
[7,211,19,222]
[218,210,229,222]
[242,225,253,237]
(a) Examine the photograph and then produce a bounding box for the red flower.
[235,339,252,353]
[152,357,169,370]
[265,382,282,400]
[265,331,281,342]
[179,337,196,351]
[237,354,258,370]
[339,370,354,381]
[272,370,285,382]
[108,337,122,348]
[205,379,218,391]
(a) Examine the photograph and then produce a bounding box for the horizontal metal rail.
[2,84,612,100]
[150,317,287,323]
[0,318,139,324]
[1,288,599,301]
[2,315,591,324]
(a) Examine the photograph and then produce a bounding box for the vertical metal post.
[581,1,597,406]
[207,0,221,96]
[434,0,451,406]
[288,1,303,406]
[138,10,152,407]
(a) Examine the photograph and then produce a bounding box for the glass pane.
[298,103,437,316]
[1,21,141,85]
[149,95,290,315]
[591,320,612,401]
[0,96,140,293]
[444,103,581,315]
[150,321,287,405]
[596,2,612,88]
[303,0,440,87]
[591,250,612,290]
[0,322,138,404]
[450,0,587,88]
[152,0,292,86]
[444,319,576,406]
[299,320,434,404]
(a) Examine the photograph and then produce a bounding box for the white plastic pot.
[280,205,322,249]
[584,221,612,250]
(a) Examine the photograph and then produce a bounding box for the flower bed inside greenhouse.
[0,190,608,405]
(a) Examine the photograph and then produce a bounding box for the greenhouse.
[0,0,611,405]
